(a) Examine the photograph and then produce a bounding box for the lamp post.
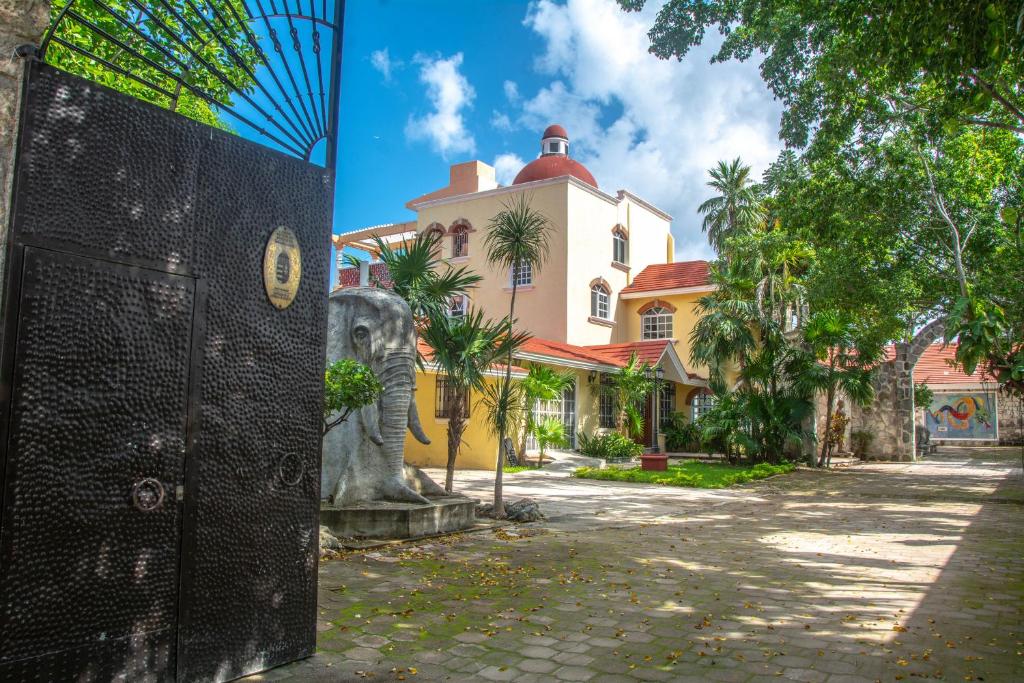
[653,367,665,452]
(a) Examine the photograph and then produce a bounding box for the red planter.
[640,454,669,471]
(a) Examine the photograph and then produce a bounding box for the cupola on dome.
[513,125,597,188]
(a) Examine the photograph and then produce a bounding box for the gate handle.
[132,478,166,512]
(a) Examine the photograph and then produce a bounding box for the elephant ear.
[407,396,431,444]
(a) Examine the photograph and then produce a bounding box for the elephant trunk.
[375,349,428,503]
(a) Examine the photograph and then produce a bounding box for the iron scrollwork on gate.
[39,0,345,168]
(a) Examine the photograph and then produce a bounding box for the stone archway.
[854,319,946,461]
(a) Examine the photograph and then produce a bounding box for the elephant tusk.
[407,394,431,445]
[360,402,384,446]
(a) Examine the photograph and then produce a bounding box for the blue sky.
[333,0,784,261]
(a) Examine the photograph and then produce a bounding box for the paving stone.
[554,664,597,681]
[520,657,560,674]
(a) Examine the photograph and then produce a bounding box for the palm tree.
[483,194,553,517]
[518,364,575,467]
[697,157,765,254]
[346,231,482,362]
[420,309,529,492]
[532,418,568,467]
[796,311,881,468]
[689,262,759,388]
[607,353,654,441]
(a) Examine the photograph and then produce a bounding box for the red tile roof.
[621,261,711,294]
[885,343,994,385]
[416,338,526,375]
[337,262,393,289]
[585,340,672,366]
[518,337,622,367]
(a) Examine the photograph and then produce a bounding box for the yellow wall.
[416,183,570,343]
[414,179,672,348]
[621,290,707,377]
[404,369,504,470]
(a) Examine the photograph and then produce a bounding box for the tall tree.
[483,195,553,517]
[697,157,765,254]
[420,310,528,492]
[621,1,1024,151]
[48,0,260,128]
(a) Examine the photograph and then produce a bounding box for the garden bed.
[572,461,795,488]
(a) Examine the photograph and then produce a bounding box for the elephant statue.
[322,287,447,506]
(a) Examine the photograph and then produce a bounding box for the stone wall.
[1,0,50,286]
[849,320,946,461]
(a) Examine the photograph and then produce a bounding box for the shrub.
[662,412,701,451]
[576,431,644,461]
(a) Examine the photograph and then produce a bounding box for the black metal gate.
[0,2,343,679]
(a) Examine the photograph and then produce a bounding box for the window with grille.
[527,381,577,450]
[599,375,616,428]
[659,385,676,427]
[612,230,628,264]
[435,376,470,419]
[691,391,716,422]
[451,228,469,258]
[642,307,673,339]
[510,261,533,287]
[448,295,467,318]
[590,284,610,319]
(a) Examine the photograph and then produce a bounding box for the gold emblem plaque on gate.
[263,226,302,310]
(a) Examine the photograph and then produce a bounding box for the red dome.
[542,124,568,139]
[512,155,598,188]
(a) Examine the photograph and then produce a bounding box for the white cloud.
[519,0,783,261]
[405,53,477,158]
[503,80,520,102]
[370,48,395,81]
[493,153,526,185]
[491,111,514,131]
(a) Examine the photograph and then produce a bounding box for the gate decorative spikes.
[40,0,345,168]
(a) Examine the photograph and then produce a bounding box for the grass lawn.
[572,460,795,488]
[503,465,533,473]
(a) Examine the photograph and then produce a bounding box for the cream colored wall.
[563,187,671,346]
[416,184,570,342]
[404,369,502,470]
[622,290,707,376]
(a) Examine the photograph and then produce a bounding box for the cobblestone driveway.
[247,448,1023,682]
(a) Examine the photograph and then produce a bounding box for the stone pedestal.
[320,496,477,539]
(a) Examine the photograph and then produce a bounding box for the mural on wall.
[925,392,998,440]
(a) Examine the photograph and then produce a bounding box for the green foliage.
[945,296,1023,396]
[573,461,795,488]
[520,364,575,456]
[531,418,568,462]
[697,157,766,253]
[323,359,382,435]
[48,0,259,129]
[576,432,644,462]
[914,383,935,410]
[421,309,529,490]
[622,0,1024,150]
[351,232,482,329]
[604,352,654,438]
[661,412,702,452]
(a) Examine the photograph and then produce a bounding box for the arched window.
[641,306,673,339]
[451,225,469,258]
[424,224,445,257]
[690,389,716,422]
[590,283,610,319]
[612,228,628,264]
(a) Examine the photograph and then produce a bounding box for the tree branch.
[971,73,1024,126]
[961,117,1024,135]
